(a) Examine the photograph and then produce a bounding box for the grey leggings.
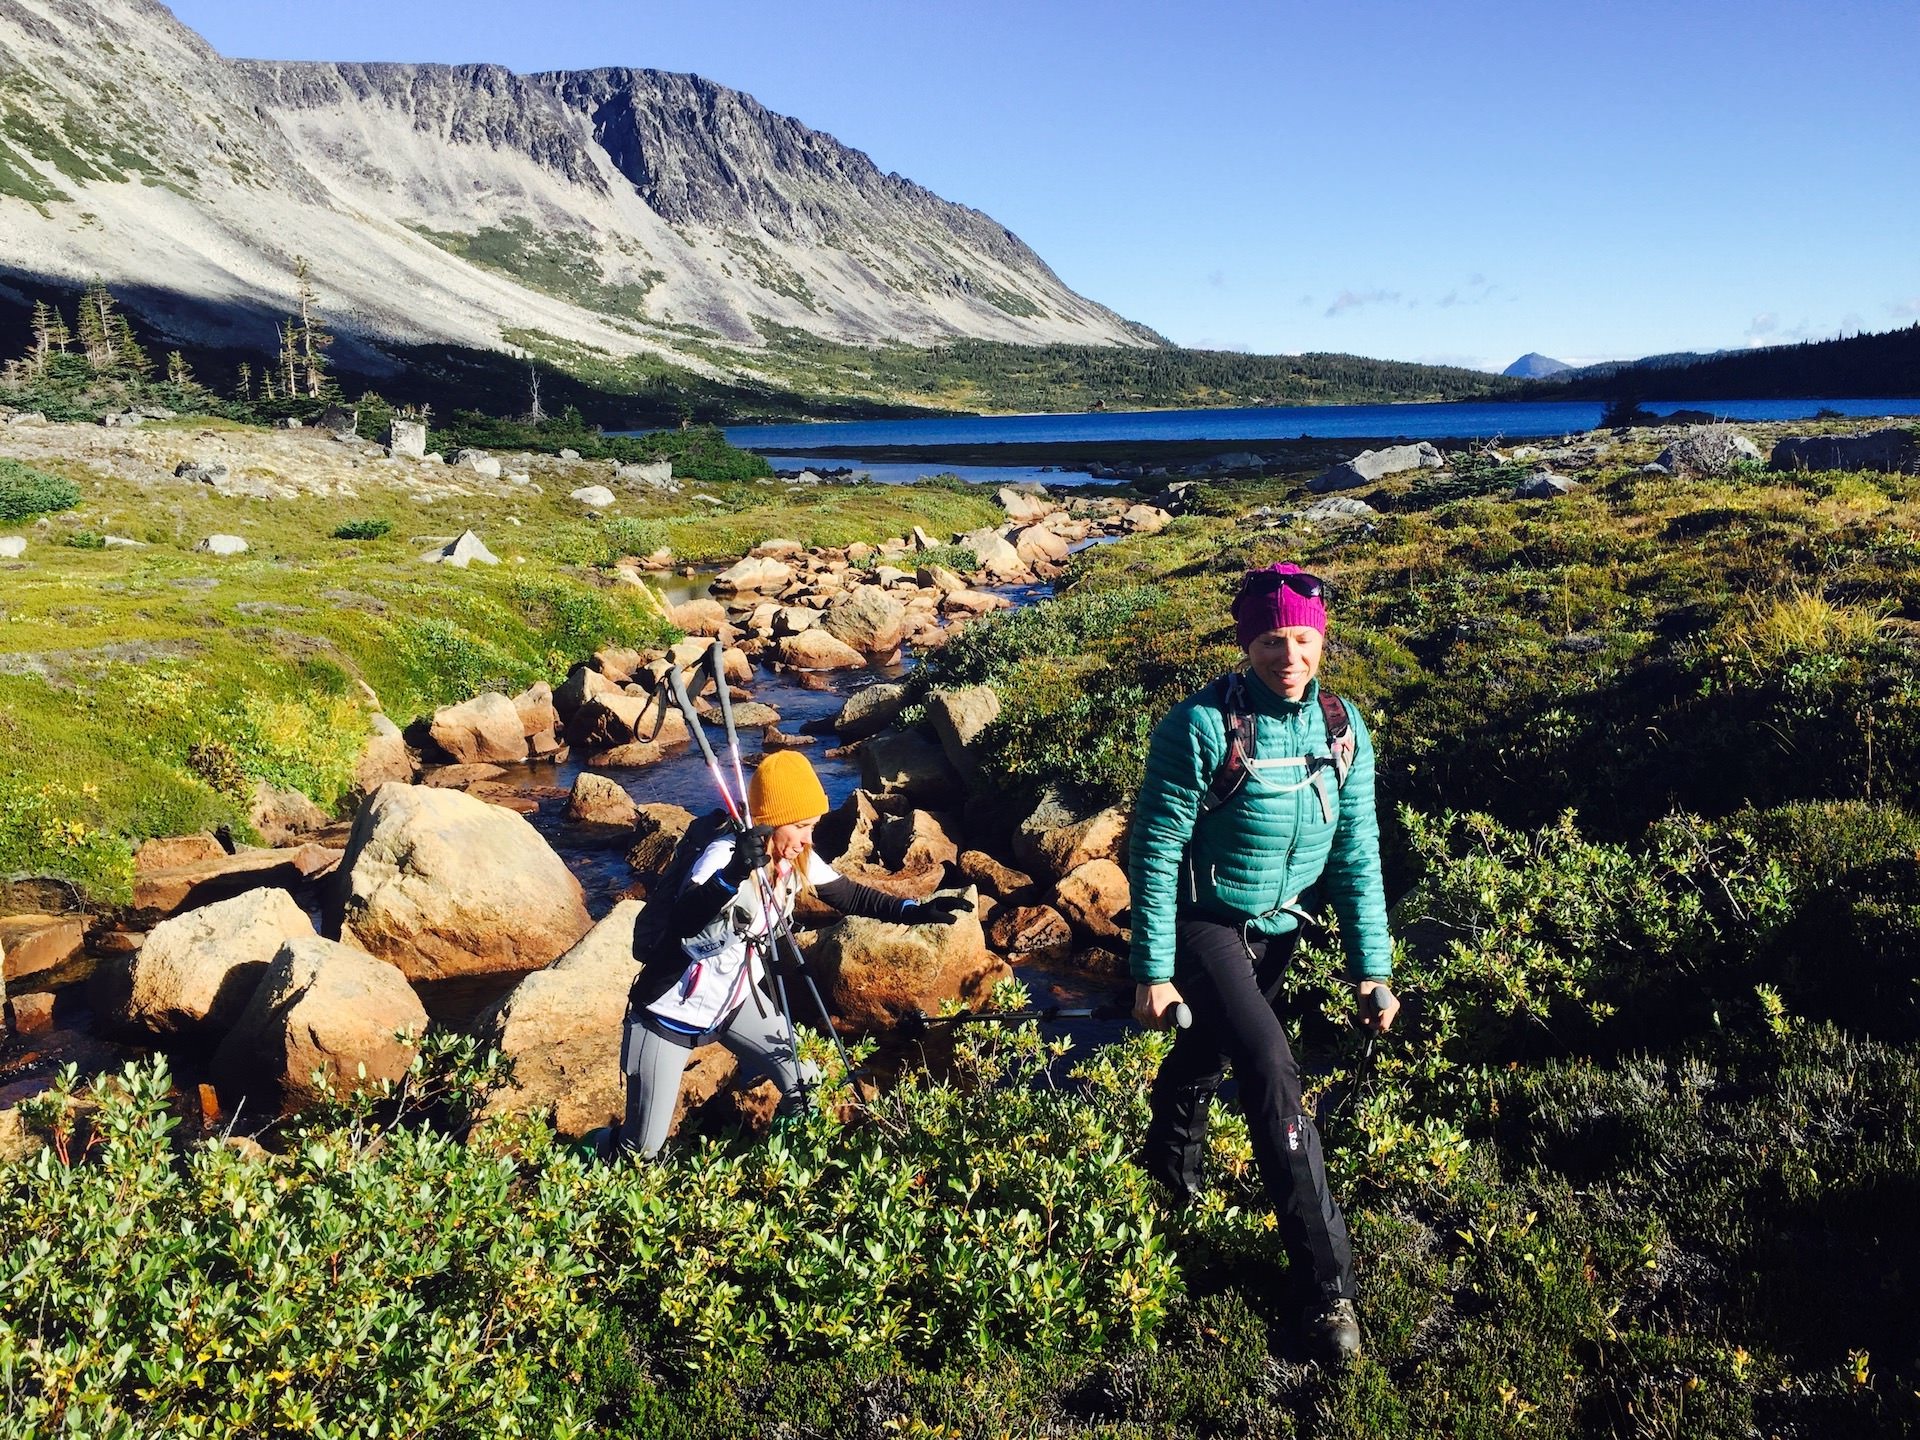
[621,994,818,1157]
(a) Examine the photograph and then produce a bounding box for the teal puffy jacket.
[1128,673,1393,983]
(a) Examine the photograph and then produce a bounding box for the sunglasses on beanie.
[1240,569,1325,601]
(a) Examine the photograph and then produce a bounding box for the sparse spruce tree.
[524,363,545,424]
[277,317,300,400]
[234,361,252,402]
[28,300,70,377]
[165,350,196,389]
[75,281,119,371]
[293,256,334,399]
[113,315,151,378]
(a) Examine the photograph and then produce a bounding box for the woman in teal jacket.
[1129,562,1399,1364]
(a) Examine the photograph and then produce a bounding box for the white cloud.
[1889,297,1920,320]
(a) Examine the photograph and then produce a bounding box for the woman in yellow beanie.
[621,750,971,1156]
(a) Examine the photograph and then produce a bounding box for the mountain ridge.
[0,0,1151,388]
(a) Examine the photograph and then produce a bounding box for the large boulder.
[1053,859,1131,941]
[570,485,616,508]
[986,904,1074,963]
[777,630,868,671]
[1511,472,1578,500]
[957,850,1039,903]
[213,937,426,1113]
[566,693,688,751]
[822,588,907,659]
[418,530,498,568]
[121,888,312,1038]
[429,692,527,765]
[859,730,963,804]
[810,886,1006,1030]
[511,682,559,739]
[926,686,1001,779]
[248,782,329,848]
[132,845,341,924]
[1654,426,1763,477]
[0,914,86,988]
[1770,428,1920,474]
[836,682,908,740]
[995,485,1056,523]
[563,773,639,841]
[554,663,620,721]
[1310,442,1444,493]
[476,900,644,1137]
[1013,791,1131,881]
[327,784,592,980]
[955,528,1027,582]
[872,809,959,874]
[673,598,731,638]
[712,555,795,593]
[351,715,413,797]
[388,418,427,458]
[614,459,674,490]
[1121,505,1173,534]
[625,803,696,880]
[1010,524,1071,567]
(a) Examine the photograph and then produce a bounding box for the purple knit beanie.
[1232,563,1327,647]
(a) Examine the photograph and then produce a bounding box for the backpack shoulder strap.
[1198,671,1255,817]
[1317,689,1356,788]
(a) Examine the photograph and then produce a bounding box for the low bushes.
[0,457,79,520]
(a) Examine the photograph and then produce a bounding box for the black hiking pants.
[1142,918,1357,1302]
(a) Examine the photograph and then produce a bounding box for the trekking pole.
[905,996,1192,1035]
[1316,984,1396,1132]
[669,649,863,1100]
[703,641,862,1087]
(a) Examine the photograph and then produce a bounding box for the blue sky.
[171,0,1918,371]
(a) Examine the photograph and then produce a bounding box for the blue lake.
[726,396,1920,456]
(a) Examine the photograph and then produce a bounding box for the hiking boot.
[1304,1297,1362,1365]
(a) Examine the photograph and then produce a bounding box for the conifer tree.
[165,350,196,389]
[113,315,151,378]
[293,256,334,398]
[277,318,300,399]
[28,300,70,377]
[234,361,252,401]
[75,281,119,371]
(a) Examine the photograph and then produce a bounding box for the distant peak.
[1503,352,1572,379]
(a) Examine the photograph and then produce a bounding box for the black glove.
[721,827,770,886]
[905,894,974,927]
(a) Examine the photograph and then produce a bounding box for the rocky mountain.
[1502,352,1571,379]
[0,0,1151,382]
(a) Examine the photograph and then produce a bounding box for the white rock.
[418,530,499,568]
[0,537,24,559]
[570,484,616,508]
[197,534,248,556]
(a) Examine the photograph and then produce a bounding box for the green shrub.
[0,993,1180,1436]
[331,517,392,540]
[63,529,105,550]
[0,458,80,520]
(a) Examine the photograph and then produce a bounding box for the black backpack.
[627,807,735,1004]
[1198,672,1354,819]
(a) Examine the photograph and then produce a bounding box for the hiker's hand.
[722,828,769,885]
[1357,980,1398,1033]
[906,894,973,926]
[1134,981,1185,1031]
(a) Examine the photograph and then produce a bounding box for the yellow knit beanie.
[748,750,830,828]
